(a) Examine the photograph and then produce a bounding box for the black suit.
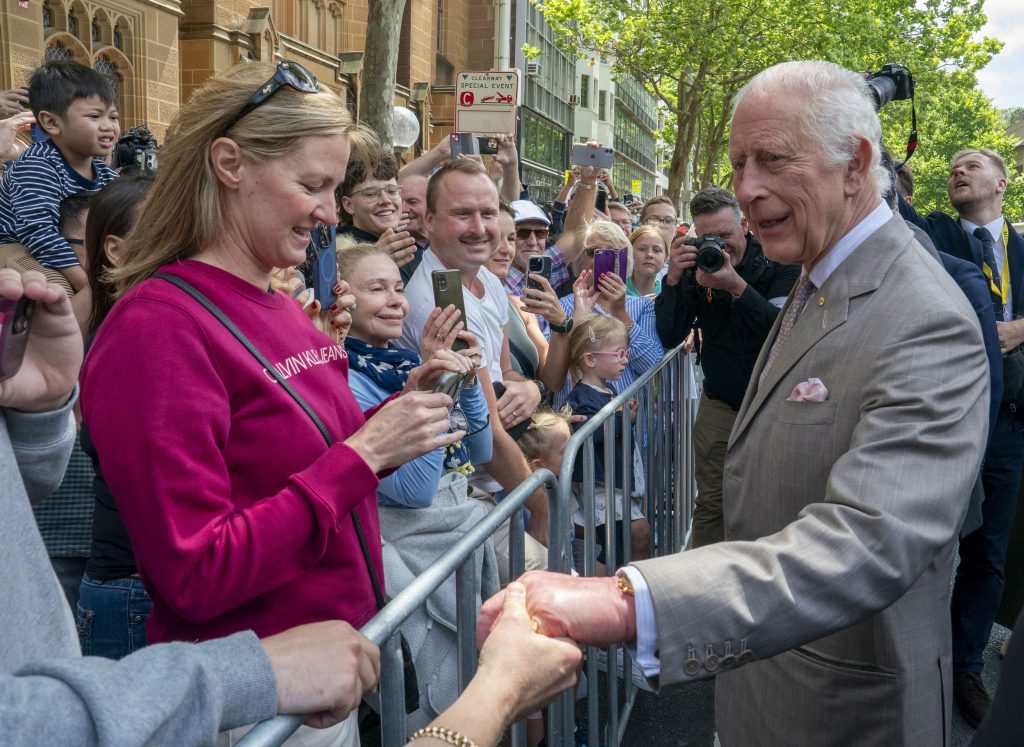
[901,197,1024,675]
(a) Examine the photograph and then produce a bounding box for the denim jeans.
[76,573,152,659]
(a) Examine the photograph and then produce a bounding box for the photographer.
[655,186,799,547]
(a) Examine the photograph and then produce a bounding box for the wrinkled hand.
[997,319,1024,354]
[472,582,583,723]
[573,270,595,317]
[419,305,465,361]
[376,228,418,268]
[478,571,636,650]
[404,347,477,393]
[496,379,541,429]
[345,390,460,473]
[261,620,379,729]
[520,274,564,324]
[0,270,82,413]
[596,271,627,315]
[0,111,33,162]
[0,88,29,120]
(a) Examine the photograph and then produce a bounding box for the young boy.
[0,61,119,294]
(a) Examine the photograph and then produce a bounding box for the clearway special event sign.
[455,70,520,135]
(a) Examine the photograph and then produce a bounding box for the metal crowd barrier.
[237,344,699,747]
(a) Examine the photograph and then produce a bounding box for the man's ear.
[528,457,543,471]
[37,110,61,138]
[209,137,246,190]
[844,137,874,196]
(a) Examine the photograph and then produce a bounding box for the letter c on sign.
[460,91,474,107]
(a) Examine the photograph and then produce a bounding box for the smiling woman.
[78,61,462,745]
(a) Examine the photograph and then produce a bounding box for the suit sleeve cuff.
[622,566,661,678]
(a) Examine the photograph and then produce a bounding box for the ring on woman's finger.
[512,409,518,417]
[435,333,445,342]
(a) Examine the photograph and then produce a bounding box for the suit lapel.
[730,216,910,447]
[1007,222,1024,316]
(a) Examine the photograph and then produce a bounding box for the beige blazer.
[633,216,989,746]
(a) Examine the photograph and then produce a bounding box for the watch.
[550,316,574,335]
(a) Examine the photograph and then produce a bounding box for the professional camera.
[866,64,915,111]
[686,233,728,274]
[113,124,159,173]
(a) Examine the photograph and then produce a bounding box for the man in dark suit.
[901,147,1024,728]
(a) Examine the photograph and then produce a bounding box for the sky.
[976,0,1024,110]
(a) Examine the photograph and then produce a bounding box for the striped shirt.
[0,139,117,268]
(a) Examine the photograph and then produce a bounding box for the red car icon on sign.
[481,93,513,104]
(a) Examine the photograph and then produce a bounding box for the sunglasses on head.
[221,61,320,136]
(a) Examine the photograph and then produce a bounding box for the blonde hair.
[629,224,667,250]
[111,61,364,296]
[951,148,1009,180]
[567,313,630,383]
[517,407,573,463]
[335,241,395,282]
[575,220,633,277]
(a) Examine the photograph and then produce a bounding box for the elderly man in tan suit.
[479,60,990,745]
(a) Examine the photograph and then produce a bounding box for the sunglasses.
[516,227,550,241]
[590,348,630,362]
[583,246,622,257]
[221,61,320,136]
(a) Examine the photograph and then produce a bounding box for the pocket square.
[788,377,829,402]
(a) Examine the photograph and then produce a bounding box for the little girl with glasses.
[565,314,650,575]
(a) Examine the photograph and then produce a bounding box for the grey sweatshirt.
[0,395,279,745]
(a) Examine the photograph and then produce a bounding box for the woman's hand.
[404,347,476,393]
[520,275,565,326]
[376,228,418,268]
[1,111,33,163]
[345,390,461,473]
[596,272,627,317]
[419,305,465,361]
[572,270,595,317]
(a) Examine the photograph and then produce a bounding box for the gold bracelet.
[579,181,597,189]
[408,726,479,747]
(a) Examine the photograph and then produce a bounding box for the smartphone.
[571,143,614,169]
[527,254,552,292]
[296,224,337,307]
[0,297,35,381]
[477,136,499,155]
[431,269,470,352]
[450,132,480,159]
[593,247,628,290]
[595,185,608,213]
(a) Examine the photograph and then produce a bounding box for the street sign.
[456,70,520,135]
[631,179,643,194]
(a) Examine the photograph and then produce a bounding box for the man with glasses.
[639,195,679,247]
[338,149,418,271]
[655,186,799,547]
[505,200,573,298]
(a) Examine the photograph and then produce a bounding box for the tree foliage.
[536,0,1010,214]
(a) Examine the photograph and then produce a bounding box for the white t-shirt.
[400,249,509,381]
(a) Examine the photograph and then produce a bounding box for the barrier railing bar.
[380,634,406,744]
[455,556,479,690]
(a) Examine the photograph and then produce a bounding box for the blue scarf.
[344,336,475,477]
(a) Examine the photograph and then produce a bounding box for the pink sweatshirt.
[81,260,385,643]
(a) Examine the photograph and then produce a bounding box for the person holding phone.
[79,62,460,745]
[530,220,664,408]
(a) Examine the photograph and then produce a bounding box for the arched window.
[41,2,54,28]
[68,12,78,37]
[113,25,123,51]
[94,55,121,95]
[92,19,102,43]
[45,40,73,62]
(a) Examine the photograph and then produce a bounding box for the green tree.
[536,0,1002,211]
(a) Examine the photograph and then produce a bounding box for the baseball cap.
[510,200,551,226]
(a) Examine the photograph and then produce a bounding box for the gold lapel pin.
[817,297,825,306]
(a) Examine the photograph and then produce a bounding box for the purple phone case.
[593,247,628,290]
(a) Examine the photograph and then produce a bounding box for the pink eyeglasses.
[590,348,630,362]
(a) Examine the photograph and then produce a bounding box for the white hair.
[732,60,888,197]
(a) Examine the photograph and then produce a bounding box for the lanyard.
[982,222,1011,303]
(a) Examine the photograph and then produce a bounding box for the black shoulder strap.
[154,272,387,609]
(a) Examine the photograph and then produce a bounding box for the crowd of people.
[1,54,1023,747]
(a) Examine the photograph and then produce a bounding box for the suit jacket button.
[720,654,737,668]
[738,649,753,663]
[704,654,720,673]
[684,658,701,676]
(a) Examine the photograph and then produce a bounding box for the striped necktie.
[760,275,815,386]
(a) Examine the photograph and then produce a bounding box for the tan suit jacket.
[633,216,989,745]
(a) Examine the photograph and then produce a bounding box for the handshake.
[478,571,638,650]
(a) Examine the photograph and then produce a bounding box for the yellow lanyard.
[981,222,1011,303]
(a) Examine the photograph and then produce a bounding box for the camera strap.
[896,92,918,170]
